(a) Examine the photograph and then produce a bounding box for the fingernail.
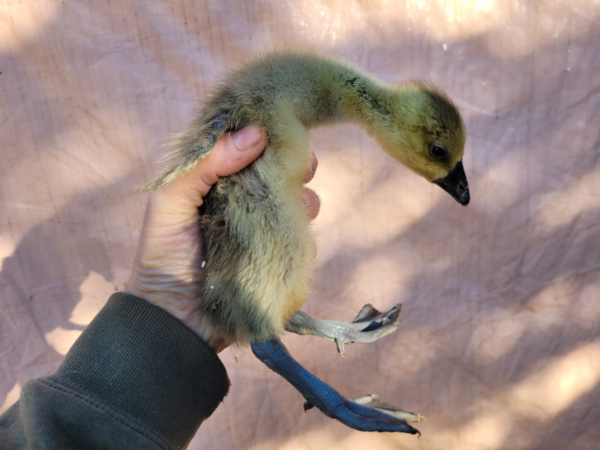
[232,125,261,151]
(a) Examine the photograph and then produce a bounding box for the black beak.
[434,160,470,206]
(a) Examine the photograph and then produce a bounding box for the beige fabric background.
[1,0,599,448]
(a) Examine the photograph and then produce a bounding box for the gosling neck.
[335,72,391,127]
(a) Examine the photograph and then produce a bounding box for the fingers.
[304,152,318,183]
[148,129,319,226]
[303,187,320,220]
[303,152,320,220]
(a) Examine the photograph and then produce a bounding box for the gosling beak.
[434,160,470,206]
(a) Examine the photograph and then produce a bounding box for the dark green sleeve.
[0,293,230,450]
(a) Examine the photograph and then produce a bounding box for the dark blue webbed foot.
[284,303,402,357]
[251,336,424,434]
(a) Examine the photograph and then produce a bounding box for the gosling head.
[374,82,470,206]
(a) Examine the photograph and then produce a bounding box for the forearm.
[0,293,230,450]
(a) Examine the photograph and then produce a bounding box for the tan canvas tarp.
[1,1,599,448]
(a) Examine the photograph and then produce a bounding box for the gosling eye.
[429,144,448,161]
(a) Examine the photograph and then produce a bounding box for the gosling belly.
[198,159,315,343]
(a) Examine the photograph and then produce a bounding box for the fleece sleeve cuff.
[41,293,230,448]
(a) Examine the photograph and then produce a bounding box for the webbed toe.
[284,303,402,356]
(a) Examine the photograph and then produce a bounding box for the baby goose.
[145,50,469,434]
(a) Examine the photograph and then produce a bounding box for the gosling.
[145,50,468,343]
[145,50,469,434]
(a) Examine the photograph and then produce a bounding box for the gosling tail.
[141,109,236,192]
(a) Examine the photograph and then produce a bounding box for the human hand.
[126,125,320,353]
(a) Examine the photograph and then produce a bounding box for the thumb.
[152,125,266,222]
[198,124,267,185]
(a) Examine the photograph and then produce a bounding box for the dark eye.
[429,144,448,161]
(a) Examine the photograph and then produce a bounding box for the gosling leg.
[250,336,423,434]
[284,304,402,357]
